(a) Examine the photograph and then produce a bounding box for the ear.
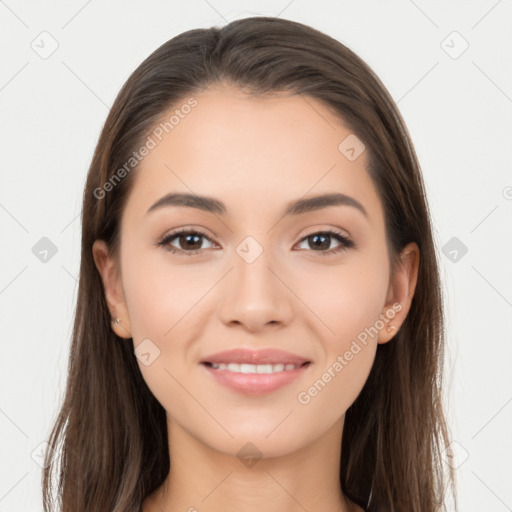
[377,242,419,344]
[92,239,132,339]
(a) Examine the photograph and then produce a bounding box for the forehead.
[122,84,384,228]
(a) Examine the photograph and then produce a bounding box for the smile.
[201,361,312,395]
[206,362,307,373]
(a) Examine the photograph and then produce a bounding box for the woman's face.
[94,84,417,458]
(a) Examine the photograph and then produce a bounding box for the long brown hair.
[42,16,456,512]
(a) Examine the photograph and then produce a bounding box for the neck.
[143,415,362,512]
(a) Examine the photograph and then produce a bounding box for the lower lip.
[201,362,311,395]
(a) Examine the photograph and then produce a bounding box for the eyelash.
[156,228,355,257]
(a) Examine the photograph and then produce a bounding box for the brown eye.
[296,231,354,255]
[157,229,216,256]
[175,232,203,250]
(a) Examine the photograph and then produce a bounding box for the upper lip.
[200,348,311,366]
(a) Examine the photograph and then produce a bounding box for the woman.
[42,16,457,512]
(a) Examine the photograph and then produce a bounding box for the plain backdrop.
[1,1,511,511]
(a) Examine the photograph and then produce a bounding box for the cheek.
[121,252,216,406]
[305,272,382,375]
[121,252,210,423]
[297,254,390,344]
[122,247,213,341]
[294,302,381,430]
[293,255,388,407]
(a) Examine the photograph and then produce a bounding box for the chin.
[197,426,313,462]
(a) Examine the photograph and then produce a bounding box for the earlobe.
[92,239,133,339]
[377,242,420,344]
[377,306,401,344]
[110,317,132,338]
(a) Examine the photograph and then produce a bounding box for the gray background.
[1,1,511,510]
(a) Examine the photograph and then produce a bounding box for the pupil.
[311,234,329,250]
[183,234,201,250]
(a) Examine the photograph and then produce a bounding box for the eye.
[295,230,355,256]
[156,228,355,257]
[156,228,217,256]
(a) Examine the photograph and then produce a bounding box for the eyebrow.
[146,192,368,218]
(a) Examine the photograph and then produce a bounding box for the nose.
[217,244,294,333]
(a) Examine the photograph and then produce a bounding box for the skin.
[93,84,419,512]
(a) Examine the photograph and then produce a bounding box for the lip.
[199,348,312,395]
[200,348,310,366]
[201,361,311,395]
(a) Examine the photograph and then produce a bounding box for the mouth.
[200,359,312,395]
[199,348,312,395]
[202,361,311,373]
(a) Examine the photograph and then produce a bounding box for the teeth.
[210,362,303,373]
